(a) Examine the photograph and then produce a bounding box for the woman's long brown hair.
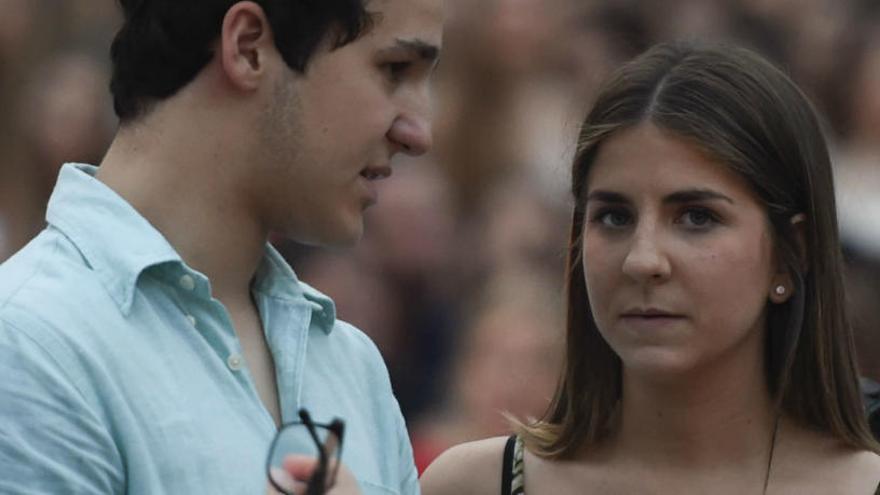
[515,41,880,458]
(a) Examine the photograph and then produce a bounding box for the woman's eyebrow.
[663,188,735,205]
[585,190,630,205]
[585,188,735,205]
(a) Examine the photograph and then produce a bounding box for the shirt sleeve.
[0,318,125,494]
[394,401,420,495]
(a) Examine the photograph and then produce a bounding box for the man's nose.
[621,224,672,283]
[387,112,432,156]
[387,84,434,156]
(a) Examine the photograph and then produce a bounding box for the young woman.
[421,42,880,494]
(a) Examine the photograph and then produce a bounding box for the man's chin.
[279,224,364,249]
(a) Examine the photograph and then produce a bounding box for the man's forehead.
[370,0,445,17]
[369,0,444,40]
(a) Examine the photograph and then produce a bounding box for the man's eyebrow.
[382,38,440,63]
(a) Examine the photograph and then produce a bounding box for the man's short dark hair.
[109,0,374,121]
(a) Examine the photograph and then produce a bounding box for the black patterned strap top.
[501,435,525,495]
[501,434,880,494]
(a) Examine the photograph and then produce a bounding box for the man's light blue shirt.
[0,164,418,494]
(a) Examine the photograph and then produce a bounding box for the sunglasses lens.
[268,424,342,494]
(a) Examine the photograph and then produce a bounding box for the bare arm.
[420,436,510,495]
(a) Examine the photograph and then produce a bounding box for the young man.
[0,0,442,493]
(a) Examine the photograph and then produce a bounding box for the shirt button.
[179,274,196,291]
[227,354,243,371]
[186,314,197,327]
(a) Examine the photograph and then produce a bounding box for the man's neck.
[96,117,267,303]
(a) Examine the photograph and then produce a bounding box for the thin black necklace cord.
[762,415,781,495]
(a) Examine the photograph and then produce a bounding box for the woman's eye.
[678,208,718,229]
[593,209,631,228]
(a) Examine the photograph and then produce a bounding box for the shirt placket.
[172,269,277,432]
[257,292,313,426]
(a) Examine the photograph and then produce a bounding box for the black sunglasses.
[266,409,346,495]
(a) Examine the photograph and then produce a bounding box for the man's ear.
[219,1,274,91]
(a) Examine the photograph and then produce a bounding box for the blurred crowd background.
[1,0,878,473]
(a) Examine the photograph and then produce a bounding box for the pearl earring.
[774,285,786,296]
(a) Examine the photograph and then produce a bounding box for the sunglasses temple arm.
[299,410,330,495]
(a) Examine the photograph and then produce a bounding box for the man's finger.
[281,454,321,481]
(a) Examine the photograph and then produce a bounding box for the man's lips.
[358,165,391,207]
[359,165,392,181]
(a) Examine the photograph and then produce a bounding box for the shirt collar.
[46,164,182,315]
[255,245,337,334]
[46,163,338,332]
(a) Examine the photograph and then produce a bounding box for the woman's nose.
[621,225,671,283]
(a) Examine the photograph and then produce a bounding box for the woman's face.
[582,123,783,378]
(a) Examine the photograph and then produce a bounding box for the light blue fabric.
[0,163,418,495]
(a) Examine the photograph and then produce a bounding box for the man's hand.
[267,455,363,495]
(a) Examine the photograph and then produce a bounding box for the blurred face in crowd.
[254,0,443,247]
[581,123,786,380]
[23,53,112,172]
[851,40,880,146]
[458,304,561,434]
[0,0,33,65]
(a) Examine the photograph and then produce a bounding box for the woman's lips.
[619,313,686,331]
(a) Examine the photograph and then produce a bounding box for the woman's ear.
[769,277,792,304]
[789,213,808,273]
[769,213,808,304]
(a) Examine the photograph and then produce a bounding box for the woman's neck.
[611,351,777,469]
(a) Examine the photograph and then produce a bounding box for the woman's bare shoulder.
[420,436,511,495]
[777,421,880,493]
[844,449,880,492]
[806,447,880,493]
